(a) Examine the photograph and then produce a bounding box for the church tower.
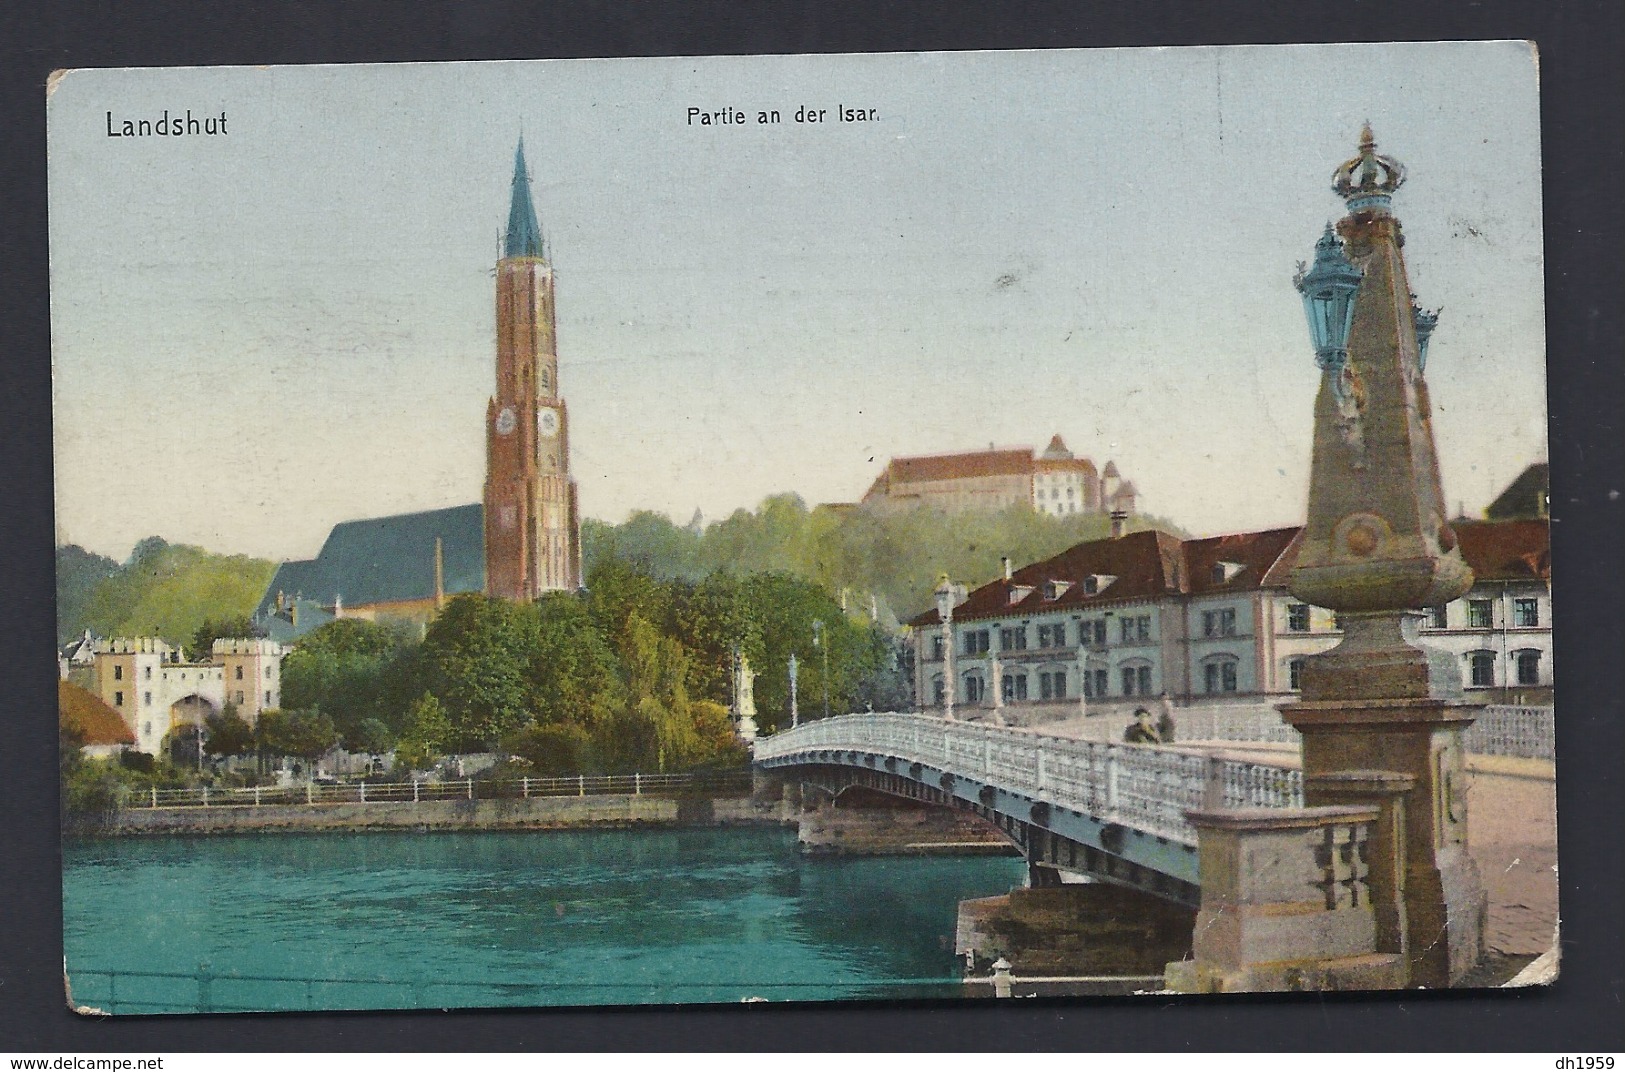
[484,139,581,600]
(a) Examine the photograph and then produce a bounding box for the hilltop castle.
[860,435,1139,518]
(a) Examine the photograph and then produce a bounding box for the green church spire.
[504,138,544,259]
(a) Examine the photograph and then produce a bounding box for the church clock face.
[537,407,560,438]
[495,407,517,436]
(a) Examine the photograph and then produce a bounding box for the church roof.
[504,139,545,259]
[256,503,485,622]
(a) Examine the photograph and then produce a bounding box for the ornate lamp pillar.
[935,577,957,722]
[1279,126,1485,987]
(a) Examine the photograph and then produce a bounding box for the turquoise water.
[62,828,1026,1014]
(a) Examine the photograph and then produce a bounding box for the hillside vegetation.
[583,495,1180,625]
[58,537,277,650]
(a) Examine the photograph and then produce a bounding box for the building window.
[1288,658,1306,691]
[1081,619,1106,646]
[143,691,151,706]
[1468,600,1494,629]
[235,665,245,680]
[265,690,273,705]
[1204,658,1239,694]
[1468,651,1496,688]
[963,630,990,656]
[930,635,944,661]
[1120,663,1152,697]
[144,665,152,680]
[1425,606,1448,630]
[1116,615,1152,643]
[932,676,945,704]
[1203,608,1237,638]
[1093,669,1108,698]
[114,665,123,681]
[1037,624,1065,649]
[1082,577,1099,595]
[1039,670,1067,700]
[1002,674,1028,702]
[1513,598,1539,628]
[114,691,123,707]
[964,676,985,704]
[999,627,1027,651]
[235,690,245,705]
[1287,604,1311,633]
[1515,650,1541,686]
[143,722,152,737]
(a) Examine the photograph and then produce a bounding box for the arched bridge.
[753,713,1303,906]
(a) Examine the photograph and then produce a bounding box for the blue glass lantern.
[1411,298,1440,372]
[1294,224,1364,372]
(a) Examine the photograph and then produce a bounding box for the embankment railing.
[122,770,753,810]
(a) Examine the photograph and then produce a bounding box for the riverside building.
[911,518,1551,719]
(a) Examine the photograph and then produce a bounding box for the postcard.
[48,42,1554,1014]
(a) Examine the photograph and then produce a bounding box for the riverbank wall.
[102,793,797,836]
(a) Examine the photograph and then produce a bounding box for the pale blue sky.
[48,43,1545,562]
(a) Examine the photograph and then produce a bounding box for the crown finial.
[1332,124,1405,214]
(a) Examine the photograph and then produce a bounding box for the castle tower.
[484,139,582,600]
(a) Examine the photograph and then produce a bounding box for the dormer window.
[1081,574,1116,595]
[1043,580,1072,601]
[1008,585,1035,605]
[1212,561,1245,584]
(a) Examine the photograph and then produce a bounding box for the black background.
[3,0,1621,1053]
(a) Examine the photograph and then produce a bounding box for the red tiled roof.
[912,529,1187,625]
[1184,527,1301,595]
[59,679,135,747]
[908,519,1548,627]
[882,448,1035,486]
[1451,518,1551,580]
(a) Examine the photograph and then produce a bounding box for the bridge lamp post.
[788,652,800,729]
[935,577,956,722]
[812,619,830,719]
[1279,126,1484,987]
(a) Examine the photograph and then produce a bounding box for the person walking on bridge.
[1124,707,1161,745]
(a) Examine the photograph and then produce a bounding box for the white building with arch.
[90,637,285,755]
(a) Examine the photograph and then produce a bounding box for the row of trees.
[582,495,1176,624]
[273,562,910,776]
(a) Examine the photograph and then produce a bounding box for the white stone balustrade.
[754,712,1304,844]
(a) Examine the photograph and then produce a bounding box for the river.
[62,827,1027,1014]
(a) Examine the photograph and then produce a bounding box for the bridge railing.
[1160,702,1553,762]
[754,713,1302,844]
